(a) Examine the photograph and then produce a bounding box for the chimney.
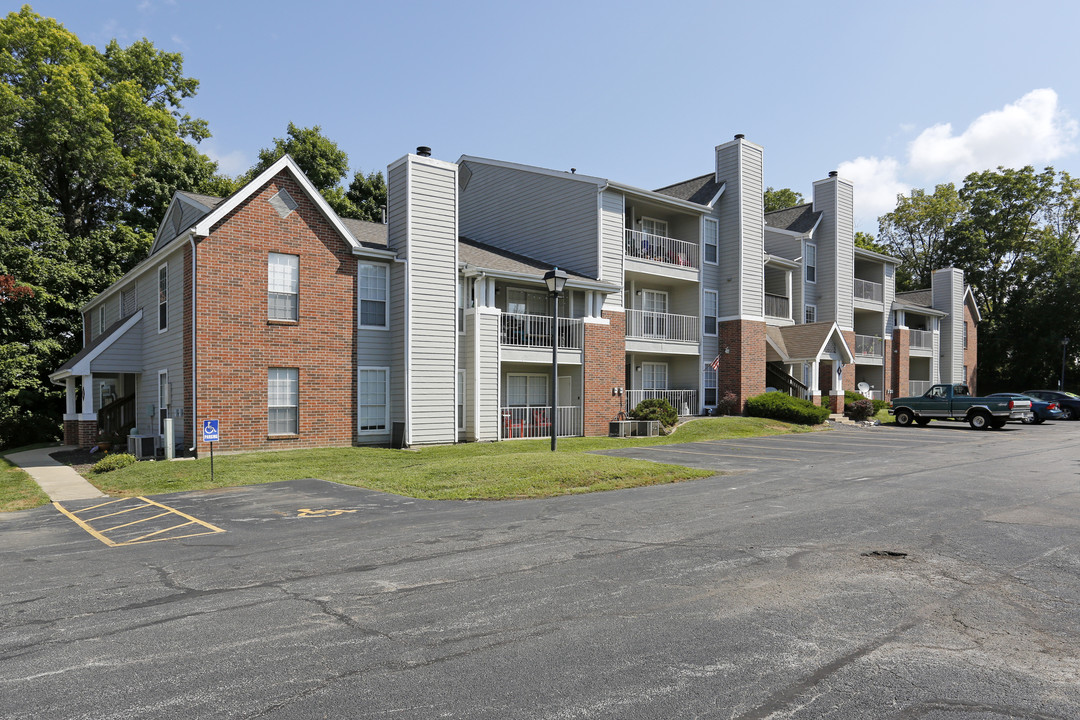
[416,146,432,157]
[829,171,838,178]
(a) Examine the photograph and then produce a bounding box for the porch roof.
[766,322,854,364]
[50,310,143,382]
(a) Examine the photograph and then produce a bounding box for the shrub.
[630,398,678,427]
[871,398,889,413]
[712,392,740,417]
[845,398,875,421]
[91,453,138,474]
[844,389,864,404]
[746,391,830,425]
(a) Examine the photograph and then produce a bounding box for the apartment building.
[51,138,979,453]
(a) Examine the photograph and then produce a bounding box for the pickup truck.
[889,383,1031,430]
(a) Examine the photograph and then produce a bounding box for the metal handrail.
[500,313,583,349]
[625,309,700,343]
[624,229,699,269]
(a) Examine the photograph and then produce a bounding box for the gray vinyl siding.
[459,161,600,278]
[475,311,500,441]
[135,247,187,441]
[461,311,475,438]
[835,181,855,329]
[739,143,765,317]
[386,163,409,256]
[403,158,458,445]
[388,259,407,430]
[713,152,740,317]
[812,181,837,326]
[713,139,765,318]
[599,190,624,307]
[932,268,964,384]
[91,326,142,372]
[884,265,897,335]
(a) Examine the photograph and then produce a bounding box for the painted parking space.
[53,496,226,547]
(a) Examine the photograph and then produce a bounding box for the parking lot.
[2,422,1078,719]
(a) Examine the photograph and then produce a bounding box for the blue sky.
[23,0,1080,231]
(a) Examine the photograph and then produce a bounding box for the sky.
[21,0,1080,232]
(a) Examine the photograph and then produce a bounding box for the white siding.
[713,138,764,319]
[475,311,500,441]
[599,190,624,309]
[932,268,965,383]
[135,247,187,442]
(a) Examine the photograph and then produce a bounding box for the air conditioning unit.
[127,434,158,459]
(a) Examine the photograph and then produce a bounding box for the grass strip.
[0,453,52,513]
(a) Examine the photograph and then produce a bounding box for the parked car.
[988,393,1063,424]
[889,384,1031,429]
[1021,390,1080,421]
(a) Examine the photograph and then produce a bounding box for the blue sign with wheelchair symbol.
[202,419,219,443]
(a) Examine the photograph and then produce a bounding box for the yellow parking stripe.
[53,501,120,547]
[84,503,152,522]
[54,496,225,547]
[101,511,173,533]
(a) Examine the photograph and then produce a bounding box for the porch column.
[829,360,845,412]
[80,375,93,415]
[785,271,793,320]
[65,377,77,416]
[809,360,821,405]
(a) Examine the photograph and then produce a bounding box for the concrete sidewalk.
[5,446,108,502]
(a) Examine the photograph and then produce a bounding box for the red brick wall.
[717,319,766,412]
[583,311,625,436]
[892,328,910,397]
[193,172,356,454]
[964,304,978,394]
[64,420,97,447]
[841,330,856,391]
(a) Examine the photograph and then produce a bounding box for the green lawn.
[0,445,55,513]
[83,416,817,501]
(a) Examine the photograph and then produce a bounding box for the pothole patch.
[862,550,908,558]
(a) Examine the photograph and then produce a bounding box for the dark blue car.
[990,393,1064,424]
[1022,390,1080,421]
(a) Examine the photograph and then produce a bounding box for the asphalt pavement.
[1,421,1078,719]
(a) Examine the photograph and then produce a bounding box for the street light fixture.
[1062,337,1070,391]
[544,268,568,452]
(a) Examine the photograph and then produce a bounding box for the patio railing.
[625,229,699,269]
[909,329,933,349]
[625,389,698,414]
[625,309,700,343]
[500,406,581,439]
[500,314,583,349]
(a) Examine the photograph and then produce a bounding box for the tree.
[764,187,804,213]
[249,122,349,192]
[855,231,890,255]
[878,184,965,291]
[345,169,387,222]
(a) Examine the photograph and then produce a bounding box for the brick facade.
[891,328,910,398]
[583,310,626,435]
[964,305,978,394]
[63,419,97,447]
[192,173,356,454]
[717,319,766,412]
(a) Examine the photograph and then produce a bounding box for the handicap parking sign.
[202,419,219,443]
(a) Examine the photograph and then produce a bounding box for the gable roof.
[765,322,853,364]
[765,203,822,234]
[895,289,932,307]
[50,311,143,381]
[458,237,615,292]
[339,217,389,248]
[653,174,726,206]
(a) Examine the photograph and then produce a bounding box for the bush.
[746,391,830,425]
[630,398,678,427]
[845,398,875,421]
[871,398,889,413]
[91,453,138,474]
[844,389,864,405]
[712,392,740,417]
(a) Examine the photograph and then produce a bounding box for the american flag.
[709,353,721,370]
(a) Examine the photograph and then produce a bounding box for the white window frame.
[703,289,718,336]
[357,367,389,434]
[457,277,468,334]
[641,362,668,390]
[268,252,299,321]
[358,263,389,330]
[268,367,299,436]
[703,365,718,407]
[97,305,107,337]
[641,216,669,238]
[805,242,817,284]
[506,373,548,407]
[157,370,169,436]
[703,217,719,265]
[805,304,817,324]
[157,263,168,333]
[457,369,466,431]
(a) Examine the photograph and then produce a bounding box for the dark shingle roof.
[653,173,723,205]
[176,191,223,209]
[458,238,593,281]
[53,316,138,375]
[895,289,932,308]
[765,203,821,234]
[339,217,388,248]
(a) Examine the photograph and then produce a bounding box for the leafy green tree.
[878,184,965,291]
[345,169,387,222]
[763,187,804,213]
[249,122,349,192]
[854,231,890,254]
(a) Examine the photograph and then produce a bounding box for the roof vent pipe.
[416,146,432,157]
[734,134,745,140]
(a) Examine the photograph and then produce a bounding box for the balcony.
[855,334,885,357]
[909,380,932,396]
[910,329,933,349]
[625,229,699,270]
[500,313,583,349]
[625,309,700,344]
[501,406,582,439]
[765,293,790,319]
[625,389,698,414]
[854,278,883,302]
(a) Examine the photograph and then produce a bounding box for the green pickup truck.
[889,383,1031,430]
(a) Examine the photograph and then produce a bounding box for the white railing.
[500,314,583,349]
[909,329,933,349]
[625,229,700,269]
[625,389,698,414]
[855,334,885,357]
[765,293,790,318]
[909,380,932,396]
[500,406,581,439]
[625,309,700,343]
[854,278,884,302]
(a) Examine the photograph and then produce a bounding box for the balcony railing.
[765,293,790,319]
[855,334,885,357]
[500,406,581,439]
[854,278,884,302]
[909,380,932,396]
[500,313,583,349]
[625,309,700,343]
[625,389,698,414]
[909,329,933,349]
[625,229,699,269]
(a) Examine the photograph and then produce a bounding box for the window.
[268,368,298,435]
[457,370,466,431]
[358,368,388,433]
[358,263,388,328]
[963,322,968,349]
[268,253,299,321]
[805,304,817,324]
[703,366,717,406]
[458,276,469,332]
[642,362,668,390]
[703,217,719,264]
[641,217,668,239]
[507,288,548,316]
[805,242,817,284]
[703,290,718,336]
[507,374,547,407]
[98,305,107,336]
[158,264,168,332]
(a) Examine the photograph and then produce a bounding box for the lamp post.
[544,268,568,452]
[1062,337,1070,391]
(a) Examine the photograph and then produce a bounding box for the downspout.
[187,231,198,454]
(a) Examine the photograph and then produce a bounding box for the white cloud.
[840,89,1079,230]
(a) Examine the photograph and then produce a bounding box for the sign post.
[202,420,219,481]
